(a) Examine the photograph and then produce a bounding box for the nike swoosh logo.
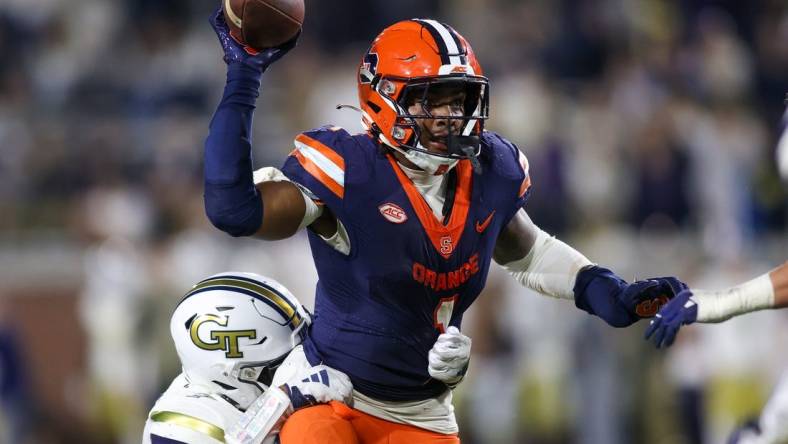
[475,210,495,233]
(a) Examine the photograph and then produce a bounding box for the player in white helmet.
[142,272,353,444]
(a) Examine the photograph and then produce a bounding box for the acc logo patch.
[379,203,407,224]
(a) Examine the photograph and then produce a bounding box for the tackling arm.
[225,364,353,444]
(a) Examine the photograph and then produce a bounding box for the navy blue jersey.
[281,127,531,401]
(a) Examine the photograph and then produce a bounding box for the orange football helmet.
[357,19,489,162]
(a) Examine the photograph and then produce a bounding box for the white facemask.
[392,143,459,175]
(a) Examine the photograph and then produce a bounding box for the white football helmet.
[170,271,310,410]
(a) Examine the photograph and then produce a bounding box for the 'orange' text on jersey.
[412,253,480,292]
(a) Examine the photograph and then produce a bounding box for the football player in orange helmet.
[204,9,689,443]
[357,19,489,175]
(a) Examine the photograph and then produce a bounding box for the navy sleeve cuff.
[573,265,636,328]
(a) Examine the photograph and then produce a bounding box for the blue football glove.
[621,276,688,320]
[281,364,353,411]
[209,6,299,71]
[575,266,687,327]
[644,289,698,348]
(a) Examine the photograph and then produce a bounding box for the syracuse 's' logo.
[635,295,671,318]
[379,203,407,223]
[359,51,379,84]
[440,236,453,255]
[190,314,256,358]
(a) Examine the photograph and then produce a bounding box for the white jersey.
[142,374,278,444]
[735,371,788,444]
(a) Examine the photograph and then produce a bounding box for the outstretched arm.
[495,209,685,327]
[693,262,788,321]
[646,261,788,348]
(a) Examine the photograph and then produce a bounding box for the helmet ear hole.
[366,101,382,114]
[379,79,397,96]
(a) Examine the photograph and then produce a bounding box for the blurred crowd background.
[0,0,786,443]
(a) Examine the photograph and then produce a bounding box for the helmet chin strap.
[446,133,482,174]
[390,133,483,176]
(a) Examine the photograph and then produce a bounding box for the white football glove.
[282,364,353,411]
[428,326,471,386]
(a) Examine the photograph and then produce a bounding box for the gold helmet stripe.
[183,277,303,329]
[150,411,225,442]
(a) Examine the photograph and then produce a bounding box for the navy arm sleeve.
[573,266,636,328]
[203,63,264,237]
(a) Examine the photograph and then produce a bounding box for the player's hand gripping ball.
[210,7,298,70]
[223,0,304,50]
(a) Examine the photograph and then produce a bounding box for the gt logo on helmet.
[190,313,257,358]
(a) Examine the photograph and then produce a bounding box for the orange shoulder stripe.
[290,149,345,199]
[519,176,532,197]
[517,150,531,197]
[295,134,345,171]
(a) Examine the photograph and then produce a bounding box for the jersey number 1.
[433,295,458,333]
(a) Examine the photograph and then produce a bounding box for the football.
[223,0,304,50]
